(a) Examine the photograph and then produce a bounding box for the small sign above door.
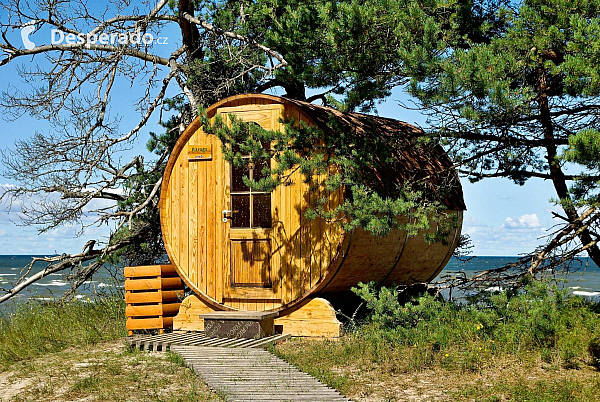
[188,144,212,161]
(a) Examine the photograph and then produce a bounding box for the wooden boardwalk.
[128,331,290,351]
[171,345,352,402]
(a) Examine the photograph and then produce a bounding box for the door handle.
[222,210,239,223]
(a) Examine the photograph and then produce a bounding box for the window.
[230,143,272,228]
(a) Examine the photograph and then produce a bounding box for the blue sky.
[0,17,564,256]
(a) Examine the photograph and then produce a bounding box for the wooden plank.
[180,146,189,279]
[206,132,216,300]
[281,163,291,305]
[126,316,173,330]
[328,180,343,275]
[314,172,325,284]
[197,129,207,294]
[216,119,226,304]
[271,177,281,310]
[124,277,183,291]
[322,166,334,273]
[224,285,279,298]
[124,265,178,278]
[125,290,182,304]
[171,157,180,268]
[126,303,181,317]
[309,177,320,287]
[189,130,199,286]
[300,168,311,296]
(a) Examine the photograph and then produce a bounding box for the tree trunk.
[179,0,201,60]
[537,68,600,266]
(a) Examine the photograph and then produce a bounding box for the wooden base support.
[172,295,217,332]
[274,297,342,338]
[171,296,342,338]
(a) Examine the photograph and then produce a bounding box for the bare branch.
[1,42,170,67]
[182,12,288,69]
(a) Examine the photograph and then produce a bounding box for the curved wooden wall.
[160,95,345,312]
[161,94,463,314]
[317,211,463,293]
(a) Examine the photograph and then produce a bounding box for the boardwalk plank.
[172,346,352,402]
[128,333,350,401]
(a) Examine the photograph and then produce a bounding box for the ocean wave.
[31,297,55,302]
[32,280,68,287]
[569,286,582,290]
[572,291,600,297]
[98,283,111,288]
[0,273,17,276]
[485,286,504,292]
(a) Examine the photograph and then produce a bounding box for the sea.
[0,255,123,314]
[442,256,600,302]
[0,255,599,313]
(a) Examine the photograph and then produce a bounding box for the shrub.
[351,280,600,371]
[589,338,600,368]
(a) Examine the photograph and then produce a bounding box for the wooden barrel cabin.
[160,93,465,318]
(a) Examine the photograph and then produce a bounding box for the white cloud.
[503,214,542,230]
[461,212,550,256]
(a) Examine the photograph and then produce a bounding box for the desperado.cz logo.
[21,21,36,50]
[20,21,168,49]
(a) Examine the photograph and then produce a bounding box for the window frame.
[229,155,272,229]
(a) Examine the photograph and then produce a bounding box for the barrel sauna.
[160,93,465,318]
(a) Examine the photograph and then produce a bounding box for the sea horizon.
[0,255,598,311]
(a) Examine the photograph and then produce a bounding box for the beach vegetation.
[0,339,222,401]
[0,295,126,370]
[275,281,600,400]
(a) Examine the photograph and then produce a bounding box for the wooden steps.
[171,346,352,402]
[127,331,290,351]
[125,264,185,335]
[200,311,278,339]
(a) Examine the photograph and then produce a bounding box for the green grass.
[0,296,222,401]
[0,295,126,370]
[3,340,223,401]
[456,377,600,402]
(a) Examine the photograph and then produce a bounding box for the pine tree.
[402,0,600,267]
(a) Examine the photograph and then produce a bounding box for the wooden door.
[218,104,284,307]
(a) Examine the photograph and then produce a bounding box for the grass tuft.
[0,295,126,370]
